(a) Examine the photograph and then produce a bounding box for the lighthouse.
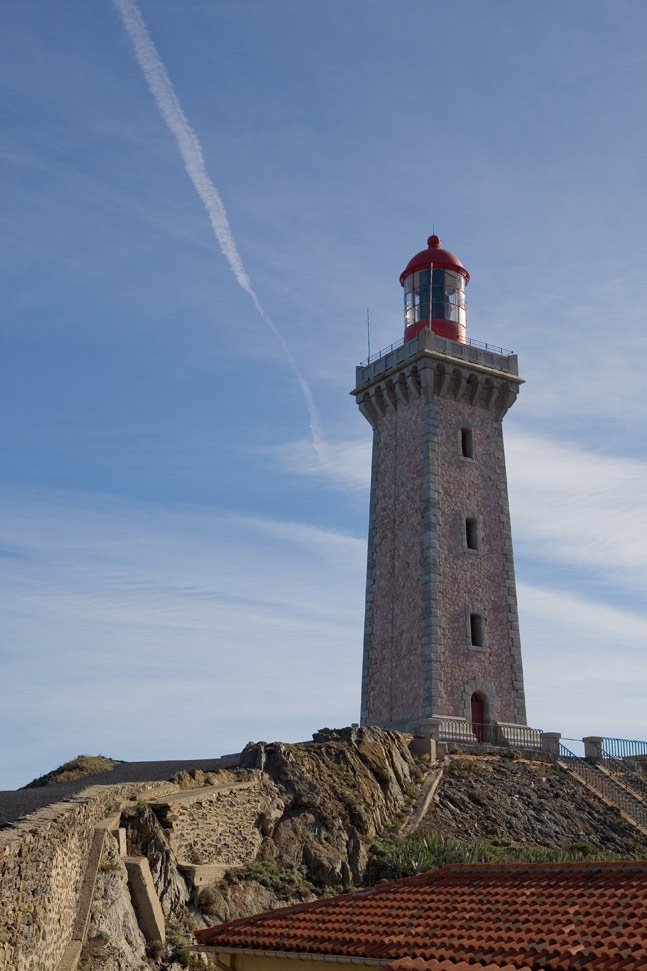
[353,234,527,739]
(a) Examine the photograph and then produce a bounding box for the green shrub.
[242,859,313,896]
[366,831,619,883]
[502,748,522,761]
[319,883,357,897]
[145,939,164,959]
[197,886,220,915]
[167,927,201,969]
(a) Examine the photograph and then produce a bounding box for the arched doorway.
[471,692,486,742]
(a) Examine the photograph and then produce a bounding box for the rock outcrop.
[81,833,147,971]
[420,755,647,855]
[240,727,421,887]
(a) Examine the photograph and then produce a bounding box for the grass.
[22,754,122,788]
[365,831,619,883]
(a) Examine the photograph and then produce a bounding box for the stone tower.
[353,234,527,738]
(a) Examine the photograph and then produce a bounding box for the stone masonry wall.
[162,777,284,867]
[357,345,526,730]
[0,788,118,971]
[364,394,425,725]
[0,780,175,971]
[435,394,526,724]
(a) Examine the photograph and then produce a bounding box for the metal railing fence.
[600,752,647,803]
[600,738,647,803]
[359,333,514,368]
[559,743,647,831]
[561,737,585,758]
[603,737,647,761]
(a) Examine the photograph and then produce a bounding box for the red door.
[471,694,485,741]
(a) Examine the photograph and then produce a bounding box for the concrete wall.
[215,950,384,971]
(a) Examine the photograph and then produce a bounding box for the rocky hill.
[419,753,646,853]
[22,755,122,788]
[5,727,646,971]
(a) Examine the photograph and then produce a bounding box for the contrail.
[112,0,329,472]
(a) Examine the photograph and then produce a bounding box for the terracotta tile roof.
[195,862,647,970]
[389,960,532,971]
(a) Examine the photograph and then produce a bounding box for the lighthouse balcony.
[355,328,519,391]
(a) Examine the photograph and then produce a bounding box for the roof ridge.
[438,861,647,871]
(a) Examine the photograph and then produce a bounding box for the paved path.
[0,754,240,829]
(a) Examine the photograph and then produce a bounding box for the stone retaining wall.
[158,775,283,867]
[0,781,173,971]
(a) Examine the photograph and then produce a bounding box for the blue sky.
[2,0,646,788]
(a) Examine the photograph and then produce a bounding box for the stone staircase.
[599,754,647,804]
[559,743,647,835]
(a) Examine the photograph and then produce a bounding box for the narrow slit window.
[470,612,484,648]
[465,516,479,550]
[461,427,474,459]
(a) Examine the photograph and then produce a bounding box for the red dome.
[399,234,470,286]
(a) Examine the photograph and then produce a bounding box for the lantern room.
[400,234,469,343]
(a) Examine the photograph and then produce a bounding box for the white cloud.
[506,429,647,588]
[264,437,371,492]
[0,487,365,788]
[488,268,647,430]
[519,582,647,741]
[230,514,366,571]
[112,0,329,472]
